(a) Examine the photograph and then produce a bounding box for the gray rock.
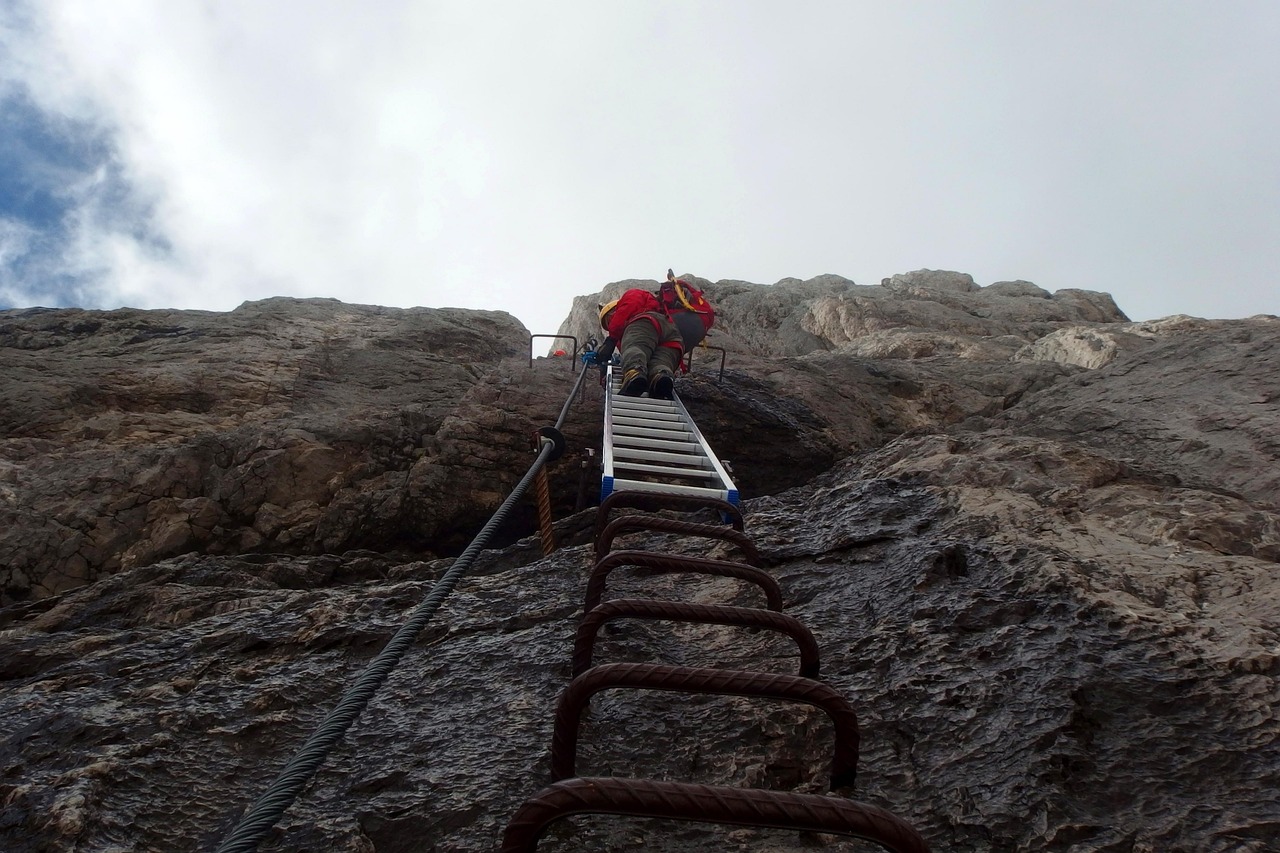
[0,299,577,601]
[881,268,981,294]
[559,270,1128,360]
[985,280,1051,298]
[2,281,1277,852]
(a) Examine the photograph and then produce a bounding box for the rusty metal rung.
[501,481,929,852]
[586,550,783,614]
[501,777,930,853]
[596,491,745,536]
[572,597,820,678]
[549,662,859,788]
[595,515,762,565]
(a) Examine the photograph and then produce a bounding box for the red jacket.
[605,289,661,341]
[606,290,682,350]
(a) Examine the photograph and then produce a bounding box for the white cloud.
[3,0,1278,330]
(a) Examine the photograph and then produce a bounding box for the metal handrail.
[684,343,727,383]
[528,334,578,368]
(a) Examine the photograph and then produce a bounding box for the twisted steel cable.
[501,777,931,853]
[215,358,594,852]
[555,356,594,430]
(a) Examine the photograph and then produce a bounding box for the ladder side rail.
[601,364,617,500]
[671,392,738,504]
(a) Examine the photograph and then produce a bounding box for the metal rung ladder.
[601,364,738,504]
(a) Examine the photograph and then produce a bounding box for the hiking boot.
[650,372,674,400]
[621,369,648,397]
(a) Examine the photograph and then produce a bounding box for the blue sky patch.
[0,86,171,310]
[0,88,112,230]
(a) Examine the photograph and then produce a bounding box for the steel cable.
[215,358,591,853]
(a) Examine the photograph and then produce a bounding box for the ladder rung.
[613,436,701,453]
[614,424,695,441]
[611,409,683,423]
[611,412,686,425]
[614,447,712,467]
[608,478,732,501]
[612,396,677,410]
[614,461,720,480]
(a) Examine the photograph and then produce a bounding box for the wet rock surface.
[2,280,1278,852]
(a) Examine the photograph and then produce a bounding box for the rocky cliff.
[1,273,1277,852]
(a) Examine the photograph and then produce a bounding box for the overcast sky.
[2,1,1277,336]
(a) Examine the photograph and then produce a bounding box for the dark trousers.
[620,312,683,379]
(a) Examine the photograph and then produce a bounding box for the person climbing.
[594,288,684,399]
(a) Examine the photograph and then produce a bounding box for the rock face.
[0,299,594,601]
[1,277,1278,852]
[557,269,1129,359]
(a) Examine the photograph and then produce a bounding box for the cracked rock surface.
[1,278,1278,851]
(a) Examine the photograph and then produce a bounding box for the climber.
[594,289,684,399]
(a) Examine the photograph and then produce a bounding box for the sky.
[1,1,1277,337]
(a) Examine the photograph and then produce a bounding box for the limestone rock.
[558,270,1128,360]
[1014,326,1142,369]
[0,299,568,601]
[2,280,1277,852]
[881,267,981,294]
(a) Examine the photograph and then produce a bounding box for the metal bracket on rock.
[534,426,565,461]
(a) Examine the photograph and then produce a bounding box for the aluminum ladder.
[601,364,739,505]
